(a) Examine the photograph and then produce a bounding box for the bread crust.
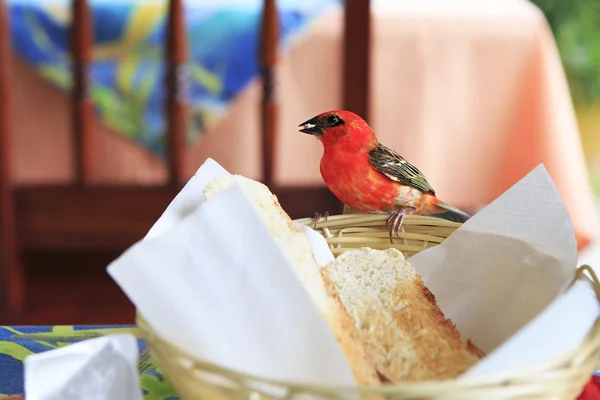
[320,270,382,386]
[385,277,480,381]
[467,339,486,359]
[324,248,482,382]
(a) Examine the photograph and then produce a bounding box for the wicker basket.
[135,214,600,399]
[293,213,462,258]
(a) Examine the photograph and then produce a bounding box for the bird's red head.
[298,110,377,152]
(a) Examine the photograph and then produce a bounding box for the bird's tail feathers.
[429,201,471,223]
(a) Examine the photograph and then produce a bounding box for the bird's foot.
[386,207,416,243]
[313,211,329,229]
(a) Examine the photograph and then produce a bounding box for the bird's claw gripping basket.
[136,214,600,400]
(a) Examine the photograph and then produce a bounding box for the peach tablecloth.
[12,0,597,249]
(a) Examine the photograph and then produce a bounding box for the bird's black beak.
[298,117,324,136]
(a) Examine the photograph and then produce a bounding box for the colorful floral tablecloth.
[0,325,178,399]
[1,325,600,399]
[7,0,339,157]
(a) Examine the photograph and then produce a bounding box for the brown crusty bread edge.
[322,247,484,382]
[319,269,382,386]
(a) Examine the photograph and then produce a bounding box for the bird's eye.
[327,115,341,125]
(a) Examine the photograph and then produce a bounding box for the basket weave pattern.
[135,214,600,400]
[293,214,461,258]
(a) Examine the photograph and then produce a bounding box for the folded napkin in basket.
[406,164,600,378]
[108,169,356,385]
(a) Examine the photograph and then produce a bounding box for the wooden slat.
[259,0,279,188]
[14,185,344,251]
[15,186,179,251]
[342,0,371,122]
[0,0,24,322]
[15,181,477,252]
[70,0,96,184]
[165,0,189,186]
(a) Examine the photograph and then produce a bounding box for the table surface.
[1,325,599,399]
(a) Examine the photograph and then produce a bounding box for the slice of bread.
[203,174,481,384]
[324,247,482,382]
[203,174,381,386]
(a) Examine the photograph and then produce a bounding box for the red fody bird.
[298,110,470,241]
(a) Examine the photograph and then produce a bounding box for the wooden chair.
[0,0,370,323]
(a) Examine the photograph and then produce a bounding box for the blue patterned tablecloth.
[2,325,599,399]
[7,0,341,158]
[0,325,179,399]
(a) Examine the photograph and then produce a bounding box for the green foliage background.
[532,0,600,106]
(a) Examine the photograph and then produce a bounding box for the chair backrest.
[0,0,371,322]
[164,0,189,186]
[258,0,371,186]
[71,0,96,184]
[69,0,190,186]
[0,0,371,188]
[0,0,19,318]
[343,0,371,122]
[260,0,279,187]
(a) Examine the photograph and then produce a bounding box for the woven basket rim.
[137,305,600,393]
[294,213,463,229]
[135,213,600,394]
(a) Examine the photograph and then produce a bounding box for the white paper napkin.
[294,222,336,267]
[408,164,599,377]
[107,182,355,386]
[24,334,142,400]
[145,158,334,267]
[145,158,229,240]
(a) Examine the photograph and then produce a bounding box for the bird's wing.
[368,144,436,196]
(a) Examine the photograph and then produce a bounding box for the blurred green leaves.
[530,0,579,33]
[532,0,600,105]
